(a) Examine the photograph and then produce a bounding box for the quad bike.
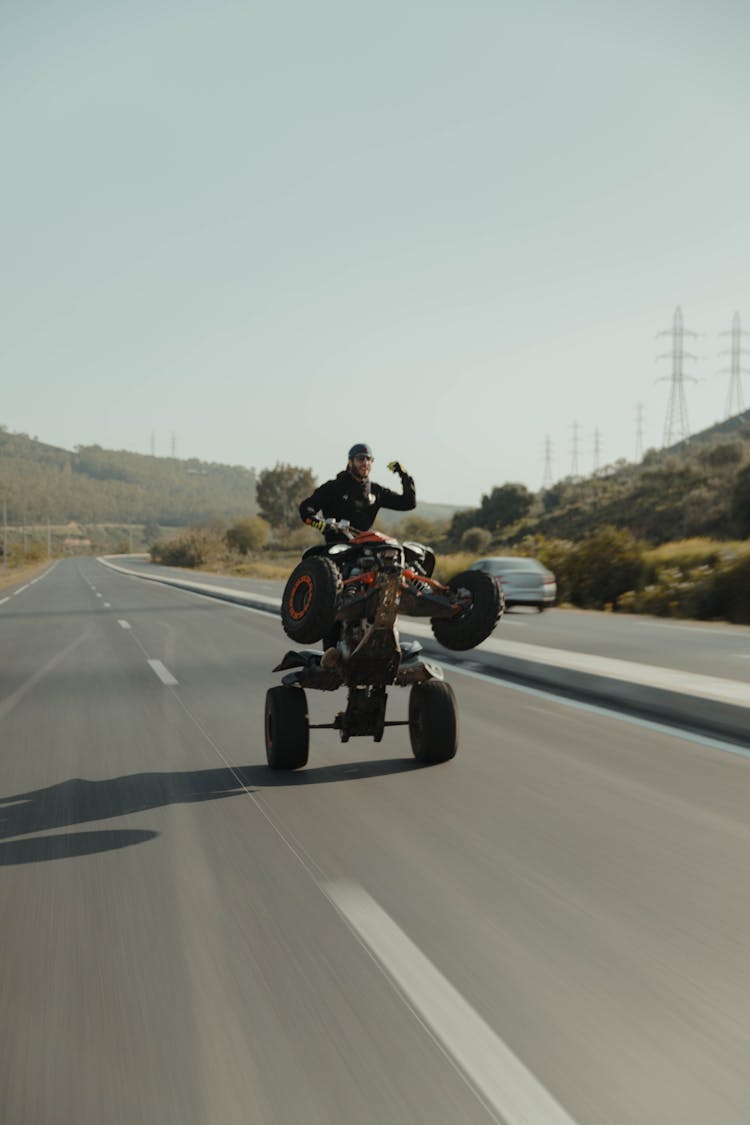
[265,521,503,770]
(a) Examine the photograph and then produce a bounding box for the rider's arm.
[299,479,334,525]
[374,465,416,512]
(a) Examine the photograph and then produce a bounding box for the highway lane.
[1,558,750,1124]
[118,555,750,684]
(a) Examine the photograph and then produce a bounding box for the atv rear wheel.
[409,681,458,763]
[265,686,309,770]
[281,556,342,644]
[430,570,503,651]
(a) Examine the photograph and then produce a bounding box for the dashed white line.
[117,620,131,630]
[13,585,29,595]
[103,602,111,608]
[147,659,178,686]
[0,597,9,606]
[96,593,103,598]
[326,882,578,1125]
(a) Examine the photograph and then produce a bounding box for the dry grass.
[0,558,54,590]
[645,538,750,571]
[196,559,292,580]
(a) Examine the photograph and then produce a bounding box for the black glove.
[387,460,407,476]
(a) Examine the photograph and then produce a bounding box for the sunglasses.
[353,454,373,462]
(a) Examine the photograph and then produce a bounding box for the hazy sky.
[3,0,750,507]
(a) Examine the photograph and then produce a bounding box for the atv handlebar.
[305,517,361,538]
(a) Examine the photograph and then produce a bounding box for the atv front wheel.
[281,557,342,644]
[430,570,503,651]
[265,686,309,770]
[409,681,458,763]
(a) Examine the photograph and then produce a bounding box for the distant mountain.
[376,500,464,528]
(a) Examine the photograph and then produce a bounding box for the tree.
[256,463,316,531]
[478,483,534,530]
[142,521,163,545]
[225,516,269,554]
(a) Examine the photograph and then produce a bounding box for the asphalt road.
[2,558,750,1124]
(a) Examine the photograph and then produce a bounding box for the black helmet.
[348,443,373,460]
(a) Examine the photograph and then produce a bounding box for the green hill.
[450,410,750,547]
[0,429,258,526]
[5,410,750,549]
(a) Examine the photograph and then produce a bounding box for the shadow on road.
[0,759,419,864]
[0,829,158,865]
[239,758,421,788]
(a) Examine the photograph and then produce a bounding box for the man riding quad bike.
[265,445,503,771]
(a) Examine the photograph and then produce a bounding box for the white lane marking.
[147,659,178,686]
[13,585,29,595]
[95,592,103,598]
[118,620,131,630]
[326,881,577,1125]
[103,602,111,608]
[0,597,9,606]
[444,660,750,762]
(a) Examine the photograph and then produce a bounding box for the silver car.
[468,556,557,611]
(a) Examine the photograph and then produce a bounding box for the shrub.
[460,527,491,554]
[225,516,269,555]
[566,526,646,609]
[711,555,750,624]
[150,528,222,568]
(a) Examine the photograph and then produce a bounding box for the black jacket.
[299,469,416,540]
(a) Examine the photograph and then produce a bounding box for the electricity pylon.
[635,402,645,461]
[570,420,580,477]
[657,306,698,446]
[542,435,553,489]
[593,427,601,474]
[719,311,749,418]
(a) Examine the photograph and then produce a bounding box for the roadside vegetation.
[5,410,750,622]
